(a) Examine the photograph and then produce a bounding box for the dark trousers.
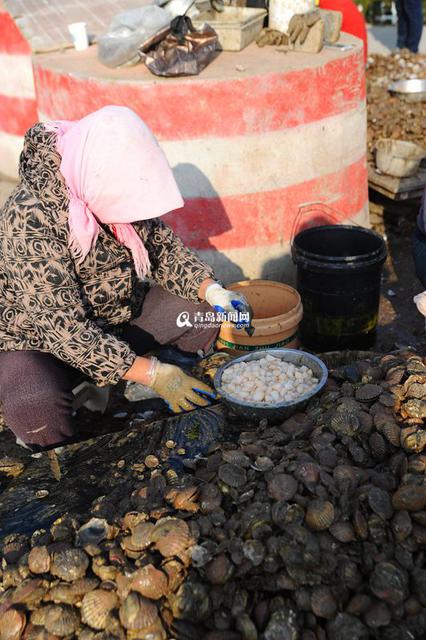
[0,286,218,450]
[412,226,426,287]
[395,0,423,53]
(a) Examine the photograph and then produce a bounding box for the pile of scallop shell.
[367,51,426,163]
[1,350,426,639]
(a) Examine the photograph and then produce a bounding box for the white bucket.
[68,22,89,51]
[268,0,315,33]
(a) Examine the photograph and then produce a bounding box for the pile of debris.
[367,51,426,163]
[1,350,426,639]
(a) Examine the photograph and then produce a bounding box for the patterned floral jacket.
[0,124,214,386]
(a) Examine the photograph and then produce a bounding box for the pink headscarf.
[49,106,184,278]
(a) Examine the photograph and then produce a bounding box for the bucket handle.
[290,202,363,247]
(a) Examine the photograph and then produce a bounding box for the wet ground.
[372,192,426,353]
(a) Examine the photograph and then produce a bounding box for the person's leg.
[395,0,409,48]
[0,351,83,450]
[404,0,423,52]
[128,286,219,356]
[412,227,426,287]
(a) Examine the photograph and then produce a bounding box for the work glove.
[204,283,254,332]
[257,28,289,47]
[147,358,216,413]
[288,10,321,44]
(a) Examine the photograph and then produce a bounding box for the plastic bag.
[98,5,171,68]
[142,15,219,77]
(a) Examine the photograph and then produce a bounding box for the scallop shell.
[404,596,422,616]
[122,512,148,531]
[402,398,426,419]
[406,356,426,375]
[50,548,89,582]
[29,608,48,627]
[368,432,387,460]
[329,521,356,543]
[368,486,393,520]
[221,450,251,468]
[369,562,409,606]
[130,564,168,600]
[162,558,186,593]
[392,484,426,511]
[2,533,28,564]
[311,586,337,619]
[346,594,372,616]
[379,390,396,407]
[165,486,199,513]
[355,384,383,403]
[20,623,52,640]
[333,464,360,488]
[294,462,320,486]
[363,602,391,628]
[352,509,368,540]
[150,517,190,558]
[331,410,360,436]
[28,546,50,575]
[382,422,401,447]
[400,425,426,453]
[128,620,167,640]
[50,515,77,542]
[218,463,247,488]
[305,500,335,531]
[408,454,426,474]
[412,568,426,606]
[119,593,159,631]
[144,455,159,469]
[0,608,26,640]
[47,584,81,606]
[242,539,265,567]
[44,604,80,636]
[267,474,298,502]
[385,364,405,385]
[199,484,222,514]
[11,579,46,608]
[76,518,111,547]
[121,522,155,554]
[205,554,234,585]
[81,589,118,630]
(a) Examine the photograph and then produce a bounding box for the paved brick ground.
[4,0,145,52]
[368,24,426,55]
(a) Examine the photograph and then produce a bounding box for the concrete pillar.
[32,36,367,283]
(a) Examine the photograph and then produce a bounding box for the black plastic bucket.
[292,225,387,351]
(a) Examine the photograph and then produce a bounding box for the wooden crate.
[368,163,426,201]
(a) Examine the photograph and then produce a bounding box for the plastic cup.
[68,22,89,51]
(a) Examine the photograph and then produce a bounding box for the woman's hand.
[123,356,216,413]
[203,282,253,332]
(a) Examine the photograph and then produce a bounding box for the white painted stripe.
[199,207,369,283]
[0,53,35,99]
[0,130,22,179]
[40,105,366,200]
[163,104,367,199]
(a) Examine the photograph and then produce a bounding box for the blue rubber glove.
[205,283,253,332]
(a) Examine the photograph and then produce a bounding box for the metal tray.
[214,349,328,424]
[388,78,426,102]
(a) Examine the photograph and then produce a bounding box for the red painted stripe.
[33,50,365,141]
[0,94,38,136]
[0,11,31,55]
[164,156,367,250]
